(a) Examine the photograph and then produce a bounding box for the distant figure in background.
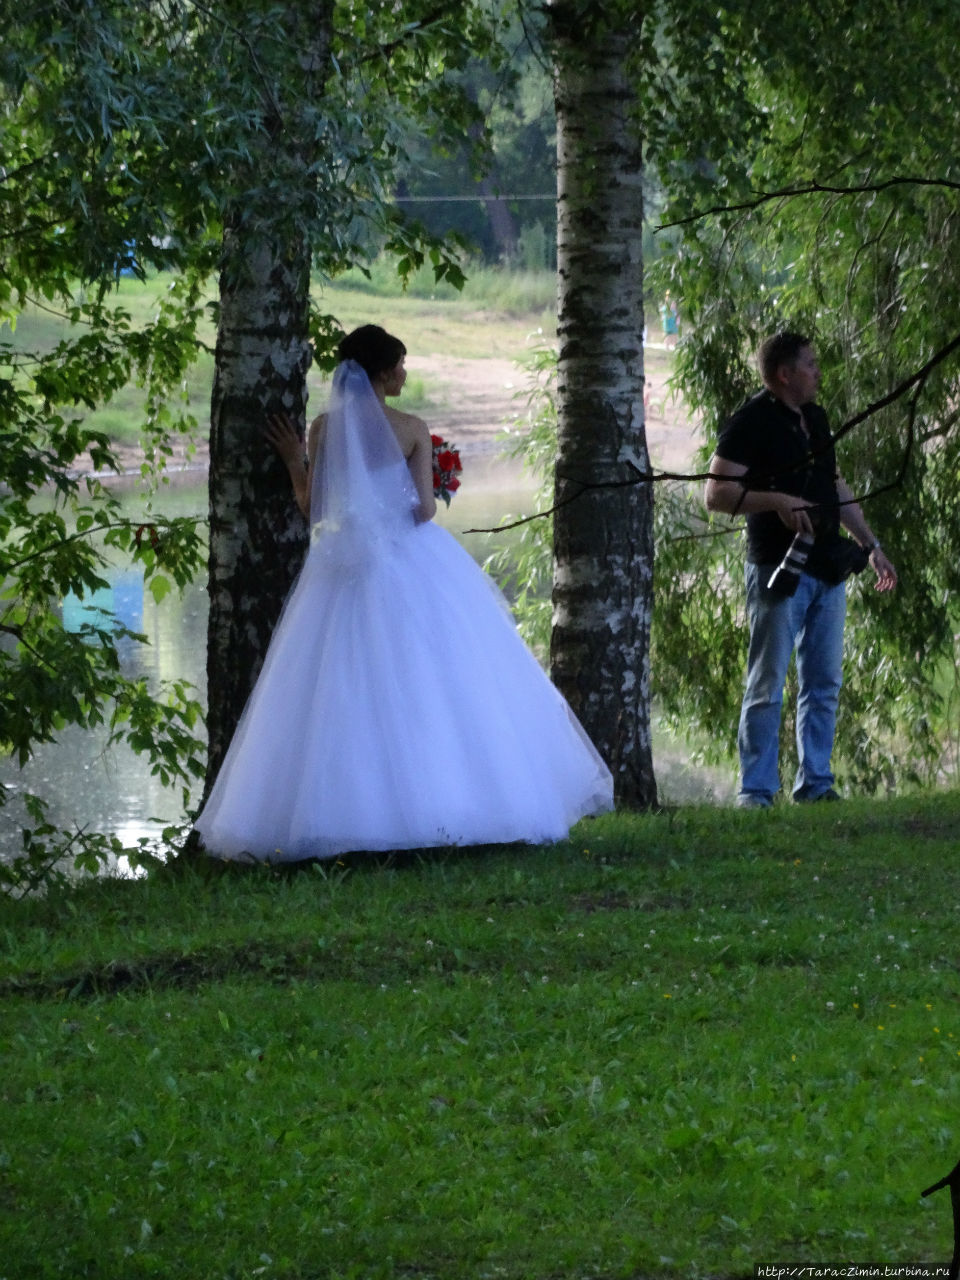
[193,324,613,862]
[660,291,679,348]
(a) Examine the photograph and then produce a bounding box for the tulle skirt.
[194,520,613,861]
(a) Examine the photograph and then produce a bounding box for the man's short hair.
[758,331,812,383]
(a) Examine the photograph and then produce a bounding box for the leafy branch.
[0,516,202,577]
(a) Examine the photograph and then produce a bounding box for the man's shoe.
[737,794,773,809]
[794,787,841,803]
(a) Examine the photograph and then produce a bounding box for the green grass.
[2,796,959,1278]
[320,275,555,362]
[330,257,556,315]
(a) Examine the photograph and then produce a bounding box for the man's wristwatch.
[864,540,881,554]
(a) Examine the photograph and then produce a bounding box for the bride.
[193,324,613,862]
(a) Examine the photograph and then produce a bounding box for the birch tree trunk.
[201,1,332,793]
[203,236,312,786]
[549,1,657,808]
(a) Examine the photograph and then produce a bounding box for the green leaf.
[148,575,172,605]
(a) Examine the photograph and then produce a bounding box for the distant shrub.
[514,220,556,272]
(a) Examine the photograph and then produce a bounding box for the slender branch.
[832,328,960,443]
[0,213,71,245]
[353,6,460,67]
[517,2,553,77]
[0,516,200,576]
[657,175,960,231]
[0,154,55,187]
[178,0,288,129]
[461,462,717,535]
[0,620,57,673]
[666,523,742,544]
[22,295,76,323]
[463,480,603,535]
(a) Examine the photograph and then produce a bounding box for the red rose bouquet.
[431,433,463,506]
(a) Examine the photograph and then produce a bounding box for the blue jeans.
[738,562,846,805]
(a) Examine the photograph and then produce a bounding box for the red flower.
[430,434,464,506]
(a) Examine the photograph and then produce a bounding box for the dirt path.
[409,347,702,473]
[406,354,522,449]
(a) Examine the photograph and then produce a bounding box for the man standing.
[705,331,897,807]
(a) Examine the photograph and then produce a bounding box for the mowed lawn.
[2,794,959,1278]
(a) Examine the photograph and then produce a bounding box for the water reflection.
[1,448,731,865]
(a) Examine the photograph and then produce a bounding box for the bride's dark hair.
[337,324,406,380]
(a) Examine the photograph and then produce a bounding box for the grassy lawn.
[323,263,556,361]
[2,795,959,1278]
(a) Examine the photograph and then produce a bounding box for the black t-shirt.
[715,390,842,575]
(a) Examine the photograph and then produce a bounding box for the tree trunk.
[480,176,519,259]
[549,1,657,808]
[203,234,312,789]
[200,0,333,796]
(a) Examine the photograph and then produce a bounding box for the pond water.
[1,445,732,866]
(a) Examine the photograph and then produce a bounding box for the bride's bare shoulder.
[385,405,430,445]
[385,404,426,428]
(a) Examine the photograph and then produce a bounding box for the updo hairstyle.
[337,325,406,381]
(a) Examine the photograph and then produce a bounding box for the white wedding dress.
[194,362,613,862]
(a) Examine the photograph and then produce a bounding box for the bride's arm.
[303,416,325,519]
[264,413,324,519]
[408,419,437,522]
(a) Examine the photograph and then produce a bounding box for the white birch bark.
[201,0,332,792]
[204,235,312,785]
[550,1,657,808]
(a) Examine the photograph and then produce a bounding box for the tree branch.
[354,6,460,66]
[832,328,960,443]
[657,175,960,231]
[0,517,200,577]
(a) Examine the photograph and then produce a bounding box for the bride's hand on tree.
[264,413,311,517]
[264,413,305,472]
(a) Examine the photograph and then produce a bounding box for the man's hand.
[869,547,897,592]
[772,492,816,536]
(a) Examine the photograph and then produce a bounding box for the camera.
[766,531,815,596]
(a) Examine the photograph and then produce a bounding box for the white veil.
[308,359,418,563]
